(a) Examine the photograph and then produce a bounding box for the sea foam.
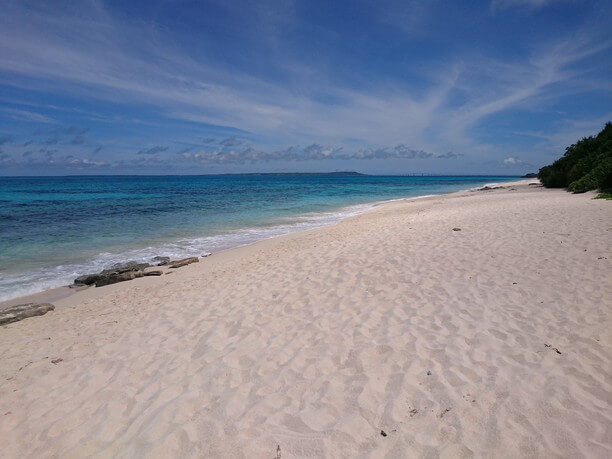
[0,203,372,302]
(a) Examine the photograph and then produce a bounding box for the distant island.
[538,122,611,193]
[218,171,367,176]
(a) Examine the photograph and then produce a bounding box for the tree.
[538,123,612,193]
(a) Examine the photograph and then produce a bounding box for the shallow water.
[0,174,518,300]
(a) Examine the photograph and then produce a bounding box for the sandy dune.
[1,181,611,458]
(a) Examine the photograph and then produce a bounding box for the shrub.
[568,173,598,193]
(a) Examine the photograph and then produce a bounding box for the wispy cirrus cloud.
[137,146,169,155]
[491,0,567,11]
[0,1,609,174]
[2,1,604,147]
[1,108,56,124]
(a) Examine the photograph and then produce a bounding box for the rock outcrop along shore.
[72,257,205,288]
[0,303,55,325]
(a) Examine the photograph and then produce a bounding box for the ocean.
[0,174,518,301]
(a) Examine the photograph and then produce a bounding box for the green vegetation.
[595,192,612,200]
[538,122,612,193]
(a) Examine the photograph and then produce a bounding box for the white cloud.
[0,2,473,148]
[0,0,609,171]
[178,138,457,164]
[503,156,523,165]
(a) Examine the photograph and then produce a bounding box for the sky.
[0,0,610,175]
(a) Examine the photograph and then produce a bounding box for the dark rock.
[69,283,90,290]
[380,430,387,437]
[0,303,55,325]
[427,370,432,375]
[153,256,170,266]
[144,270,163,276]
[452,228,461,231]
[95,271,144,287]
[73,273,103,286]
[51,358,63,364]
[168,257,200,268]
[73,261,151,287]
[109,261,150,273]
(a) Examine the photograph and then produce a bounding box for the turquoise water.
[0,174,518,301]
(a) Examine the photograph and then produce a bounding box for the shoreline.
[0,178,525,308]
[1,179,610,457]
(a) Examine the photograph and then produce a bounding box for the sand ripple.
[1,183,611,458]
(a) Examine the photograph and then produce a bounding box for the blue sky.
[0,0,610,175]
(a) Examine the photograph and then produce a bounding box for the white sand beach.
[1,180,611,458]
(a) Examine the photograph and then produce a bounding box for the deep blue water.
[0,174,519,301]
